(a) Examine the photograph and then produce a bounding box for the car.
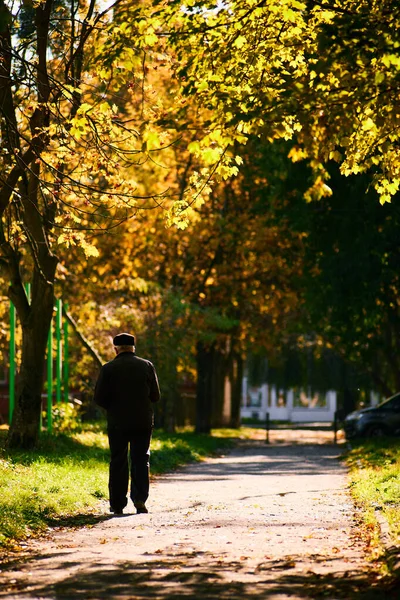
[344,392,400,439]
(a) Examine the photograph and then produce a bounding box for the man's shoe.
[110,508,124,516]
[134,501,148,514]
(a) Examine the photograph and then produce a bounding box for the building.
[241,377,337,423]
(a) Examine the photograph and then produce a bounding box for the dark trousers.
[107,428,152,511]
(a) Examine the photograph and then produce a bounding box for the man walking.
[94,333,161,515]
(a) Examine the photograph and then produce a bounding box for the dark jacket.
[93,352,161,429]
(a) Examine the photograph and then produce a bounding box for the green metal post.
[56,299,62,404]
[63,302,69,403]
[9,301,16,425]
[47,319,53,433]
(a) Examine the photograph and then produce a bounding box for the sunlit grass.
[344,438,400,559]
[211,426,266,439]
[0,428,109,546]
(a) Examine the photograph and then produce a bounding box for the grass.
[0,423,237,549]
[344,437,400,565]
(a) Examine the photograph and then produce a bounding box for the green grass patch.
[0,424,237,548]
[344,437,400,560]
[211,426,266,439]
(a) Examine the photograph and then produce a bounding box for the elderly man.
[94,333,160,515]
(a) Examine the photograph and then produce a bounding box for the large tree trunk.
[210,348,226,428]
[7,263,57,449]
[195,340,215,434]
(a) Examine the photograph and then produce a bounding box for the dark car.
[344,392,400,439]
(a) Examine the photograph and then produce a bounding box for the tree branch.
[63,308,104,369]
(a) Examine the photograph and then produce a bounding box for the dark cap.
[113,333,135,346]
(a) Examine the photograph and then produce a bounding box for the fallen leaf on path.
[286,560,296,568]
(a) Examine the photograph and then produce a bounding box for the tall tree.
[0,0,178,447]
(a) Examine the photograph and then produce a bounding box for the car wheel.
[365,424,388,437]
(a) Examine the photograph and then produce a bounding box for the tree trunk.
[162,388,178,433]
[7,265,57,449]
[195,340,215,434]
[162,360,178,434]
[229,352,243,429]
[211,348,226,428]
[339,387,359,418]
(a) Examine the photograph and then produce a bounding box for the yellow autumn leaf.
[233,36,246,49]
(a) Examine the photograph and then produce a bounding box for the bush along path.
[0,430,399,599]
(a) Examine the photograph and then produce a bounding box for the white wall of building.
[241,378,337,423]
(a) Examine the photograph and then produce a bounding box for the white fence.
[241,378,337,423]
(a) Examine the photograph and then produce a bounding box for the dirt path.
[0,430,397,599]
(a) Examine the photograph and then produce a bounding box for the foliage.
[0,0,184,242]
[219,136,400,398]
[277,161,400,396]
[345,438,400,561]
[150,0,400,204]
[4,0,400,442]
[55,134,307,428]
[48,402,82,433]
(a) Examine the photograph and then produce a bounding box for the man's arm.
[148,363,161,403]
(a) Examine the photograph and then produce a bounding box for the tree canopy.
[147,0,400,204]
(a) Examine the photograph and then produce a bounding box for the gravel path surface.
[0,430,397,599]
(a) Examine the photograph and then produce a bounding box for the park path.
[0,430,396,599]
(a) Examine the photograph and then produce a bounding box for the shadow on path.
[161,442,346,482]
[44,514,112,529]
[2,551,398,599]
